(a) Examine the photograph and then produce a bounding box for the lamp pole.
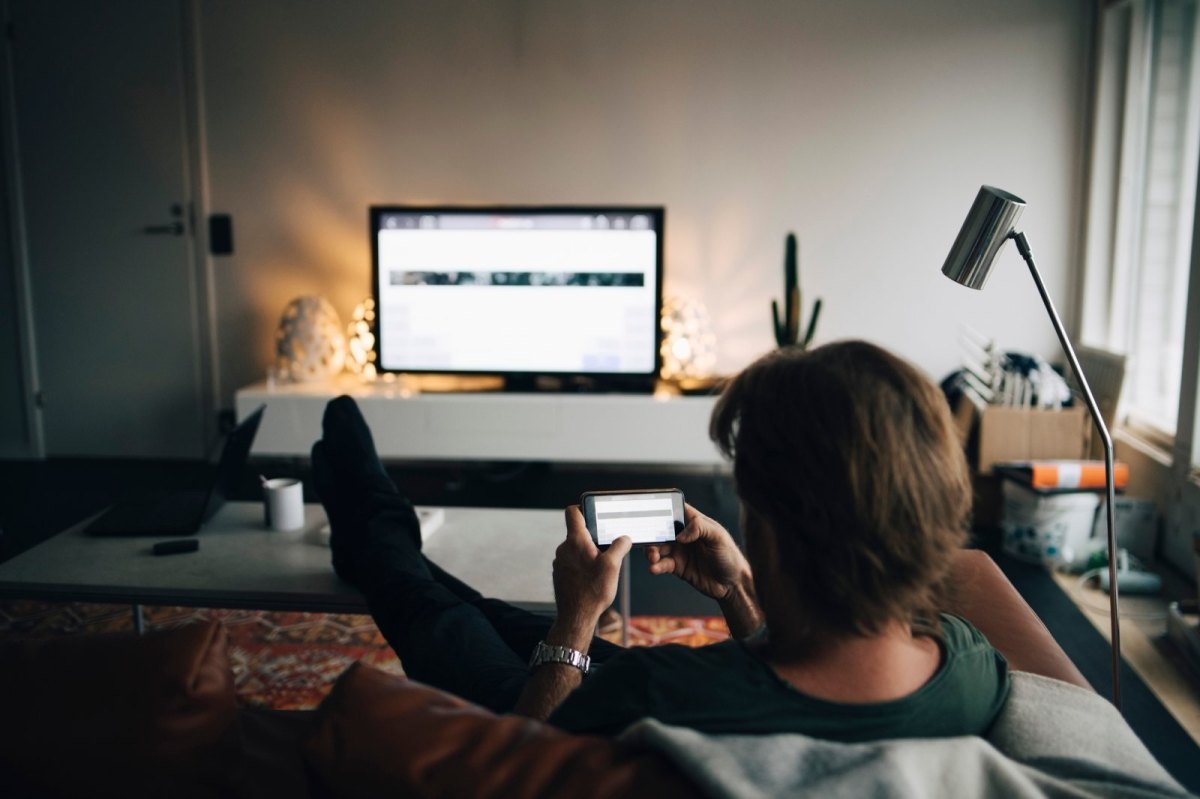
[1012,231,1121,710]
[942,185,1122,708]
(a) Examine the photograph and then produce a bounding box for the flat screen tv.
[370,206,664,388]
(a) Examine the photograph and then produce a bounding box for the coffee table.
[0,502,565,618]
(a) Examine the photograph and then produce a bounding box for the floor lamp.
[942,185,1121,709]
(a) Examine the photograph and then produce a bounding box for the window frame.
[1082,0,1200,576]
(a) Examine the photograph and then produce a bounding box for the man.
[312,340,1008,738]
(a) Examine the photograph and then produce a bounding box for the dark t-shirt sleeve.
[548,650,655,735]
[931,613,1011,735]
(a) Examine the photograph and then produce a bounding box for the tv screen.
[370,206,664,381]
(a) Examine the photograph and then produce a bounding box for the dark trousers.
[359,506,625,713]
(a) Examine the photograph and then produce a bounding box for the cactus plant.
[771,232,821,349]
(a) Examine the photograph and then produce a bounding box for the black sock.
[355,507,431,591]
[321,395,398,496]
[317,395,423,559]
[311,439,366,583]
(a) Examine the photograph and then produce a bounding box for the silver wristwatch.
[528,641,591,675]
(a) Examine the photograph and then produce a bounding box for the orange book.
[996,460,1129,490]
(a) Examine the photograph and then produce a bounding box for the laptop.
[85,405,266,536]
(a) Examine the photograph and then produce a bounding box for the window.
[1083,0,1200,438]
[1085,0,1200,576]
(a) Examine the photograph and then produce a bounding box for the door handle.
[141,221,185,236]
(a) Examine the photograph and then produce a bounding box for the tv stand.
[235,377,723,465]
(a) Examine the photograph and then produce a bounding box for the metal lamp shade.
[942,186,1026,290]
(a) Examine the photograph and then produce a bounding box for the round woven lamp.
[274,295,346,382]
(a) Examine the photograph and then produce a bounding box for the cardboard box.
[954,399,1093,535]
[971,405,1092,475]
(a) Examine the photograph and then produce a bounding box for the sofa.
[0,551,1186,798]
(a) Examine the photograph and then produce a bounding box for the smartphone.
[580,489,685,548]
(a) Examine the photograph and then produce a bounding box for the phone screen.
[583,489,684,547]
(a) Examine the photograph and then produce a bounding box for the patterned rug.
[0,600,730,710]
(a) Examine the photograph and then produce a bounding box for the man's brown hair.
[711,340,971,642]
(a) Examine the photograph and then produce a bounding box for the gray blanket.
[618,672,1190,798]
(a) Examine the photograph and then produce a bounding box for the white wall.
[199,0,1091,400]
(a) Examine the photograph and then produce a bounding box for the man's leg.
[313,396,530,712]
[424,558,627,665]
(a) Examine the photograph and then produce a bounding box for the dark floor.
[0,457,1197,791]
[991,549,1200,792]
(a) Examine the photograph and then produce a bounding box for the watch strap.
[529,641,591,675]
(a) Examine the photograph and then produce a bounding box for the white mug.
[263,477,304,531]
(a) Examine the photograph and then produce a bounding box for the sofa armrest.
[304,663,696,799]
[946,549,1091,690]
[0,620,240,798]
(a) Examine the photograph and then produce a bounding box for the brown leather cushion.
[304,663,696,799]
[946,549,1091,690]
[0,620,240,798]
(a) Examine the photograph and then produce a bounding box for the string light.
[660,296,717,381]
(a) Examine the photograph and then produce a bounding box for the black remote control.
[152,539,200,556]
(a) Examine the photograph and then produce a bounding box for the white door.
[11,0,208,457]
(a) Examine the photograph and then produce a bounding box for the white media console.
[235,378,724,465]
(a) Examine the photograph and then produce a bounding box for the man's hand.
[512,506,631,722]
[646,505,748,600]
[549,506,632,649]
[646,505,764,638]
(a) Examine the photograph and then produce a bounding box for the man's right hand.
[647,505,764,638]
[645,505,750,602]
